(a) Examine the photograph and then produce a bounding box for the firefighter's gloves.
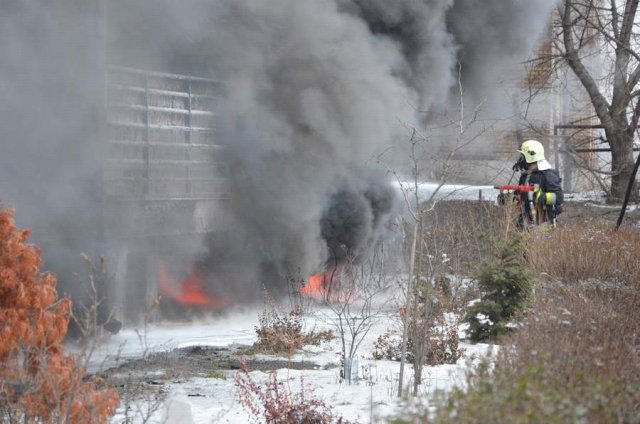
[534,187,557,206]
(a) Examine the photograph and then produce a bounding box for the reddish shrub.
[235,360,349,423]
[0,206,118,423]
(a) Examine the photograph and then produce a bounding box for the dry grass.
[526,223,640,284]
[504,277,640,403]
[505,225,640,420]
[410,200,518,316]
[250,296,333,355]
[435,274,640,423]
[422,200,516,275]
[394,224,640,423]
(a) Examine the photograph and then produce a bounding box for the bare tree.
[377,70,491,396]
[556,0,640,201]
[320,247,393,385]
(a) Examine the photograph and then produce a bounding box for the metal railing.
[105,65,228,201]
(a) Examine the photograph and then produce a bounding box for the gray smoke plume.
[446,0,558,103]
[193,0,417,295]
[183,0,558,296]
[0,0,558,308]
[338,0,458,111]
[0,0,105,302]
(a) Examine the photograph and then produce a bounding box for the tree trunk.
[607,128,638,203]
[412,219,425,397]
[398,220,419,397]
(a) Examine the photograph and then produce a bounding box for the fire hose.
[494,184,534,193]
[494,184,546,226]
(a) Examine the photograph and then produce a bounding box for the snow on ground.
[87,184,616,423]
[83,309,260,372]
[85,306,495,424]
[94,182,550,423]
[564,190,607,203]
[582,201,639,211]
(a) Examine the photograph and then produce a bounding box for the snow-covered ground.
[90,183,611,423]
[85,309,259,372]
[85,307,494,424]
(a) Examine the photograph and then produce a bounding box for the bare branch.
[560,1,614,129]
[611,0,621,39]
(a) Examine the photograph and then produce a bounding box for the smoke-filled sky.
[156,0,558,294]
[0,0,558,306]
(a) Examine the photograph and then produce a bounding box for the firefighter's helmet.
[518,139,545,163]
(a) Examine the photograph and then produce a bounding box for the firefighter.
[513,139,563,227]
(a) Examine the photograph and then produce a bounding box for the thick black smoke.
[321,179,397,266]
[0,0,558,307]
[180,0,558,296]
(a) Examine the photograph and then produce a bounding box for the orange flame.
[299,271,335,300]
[157,262,229,309]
